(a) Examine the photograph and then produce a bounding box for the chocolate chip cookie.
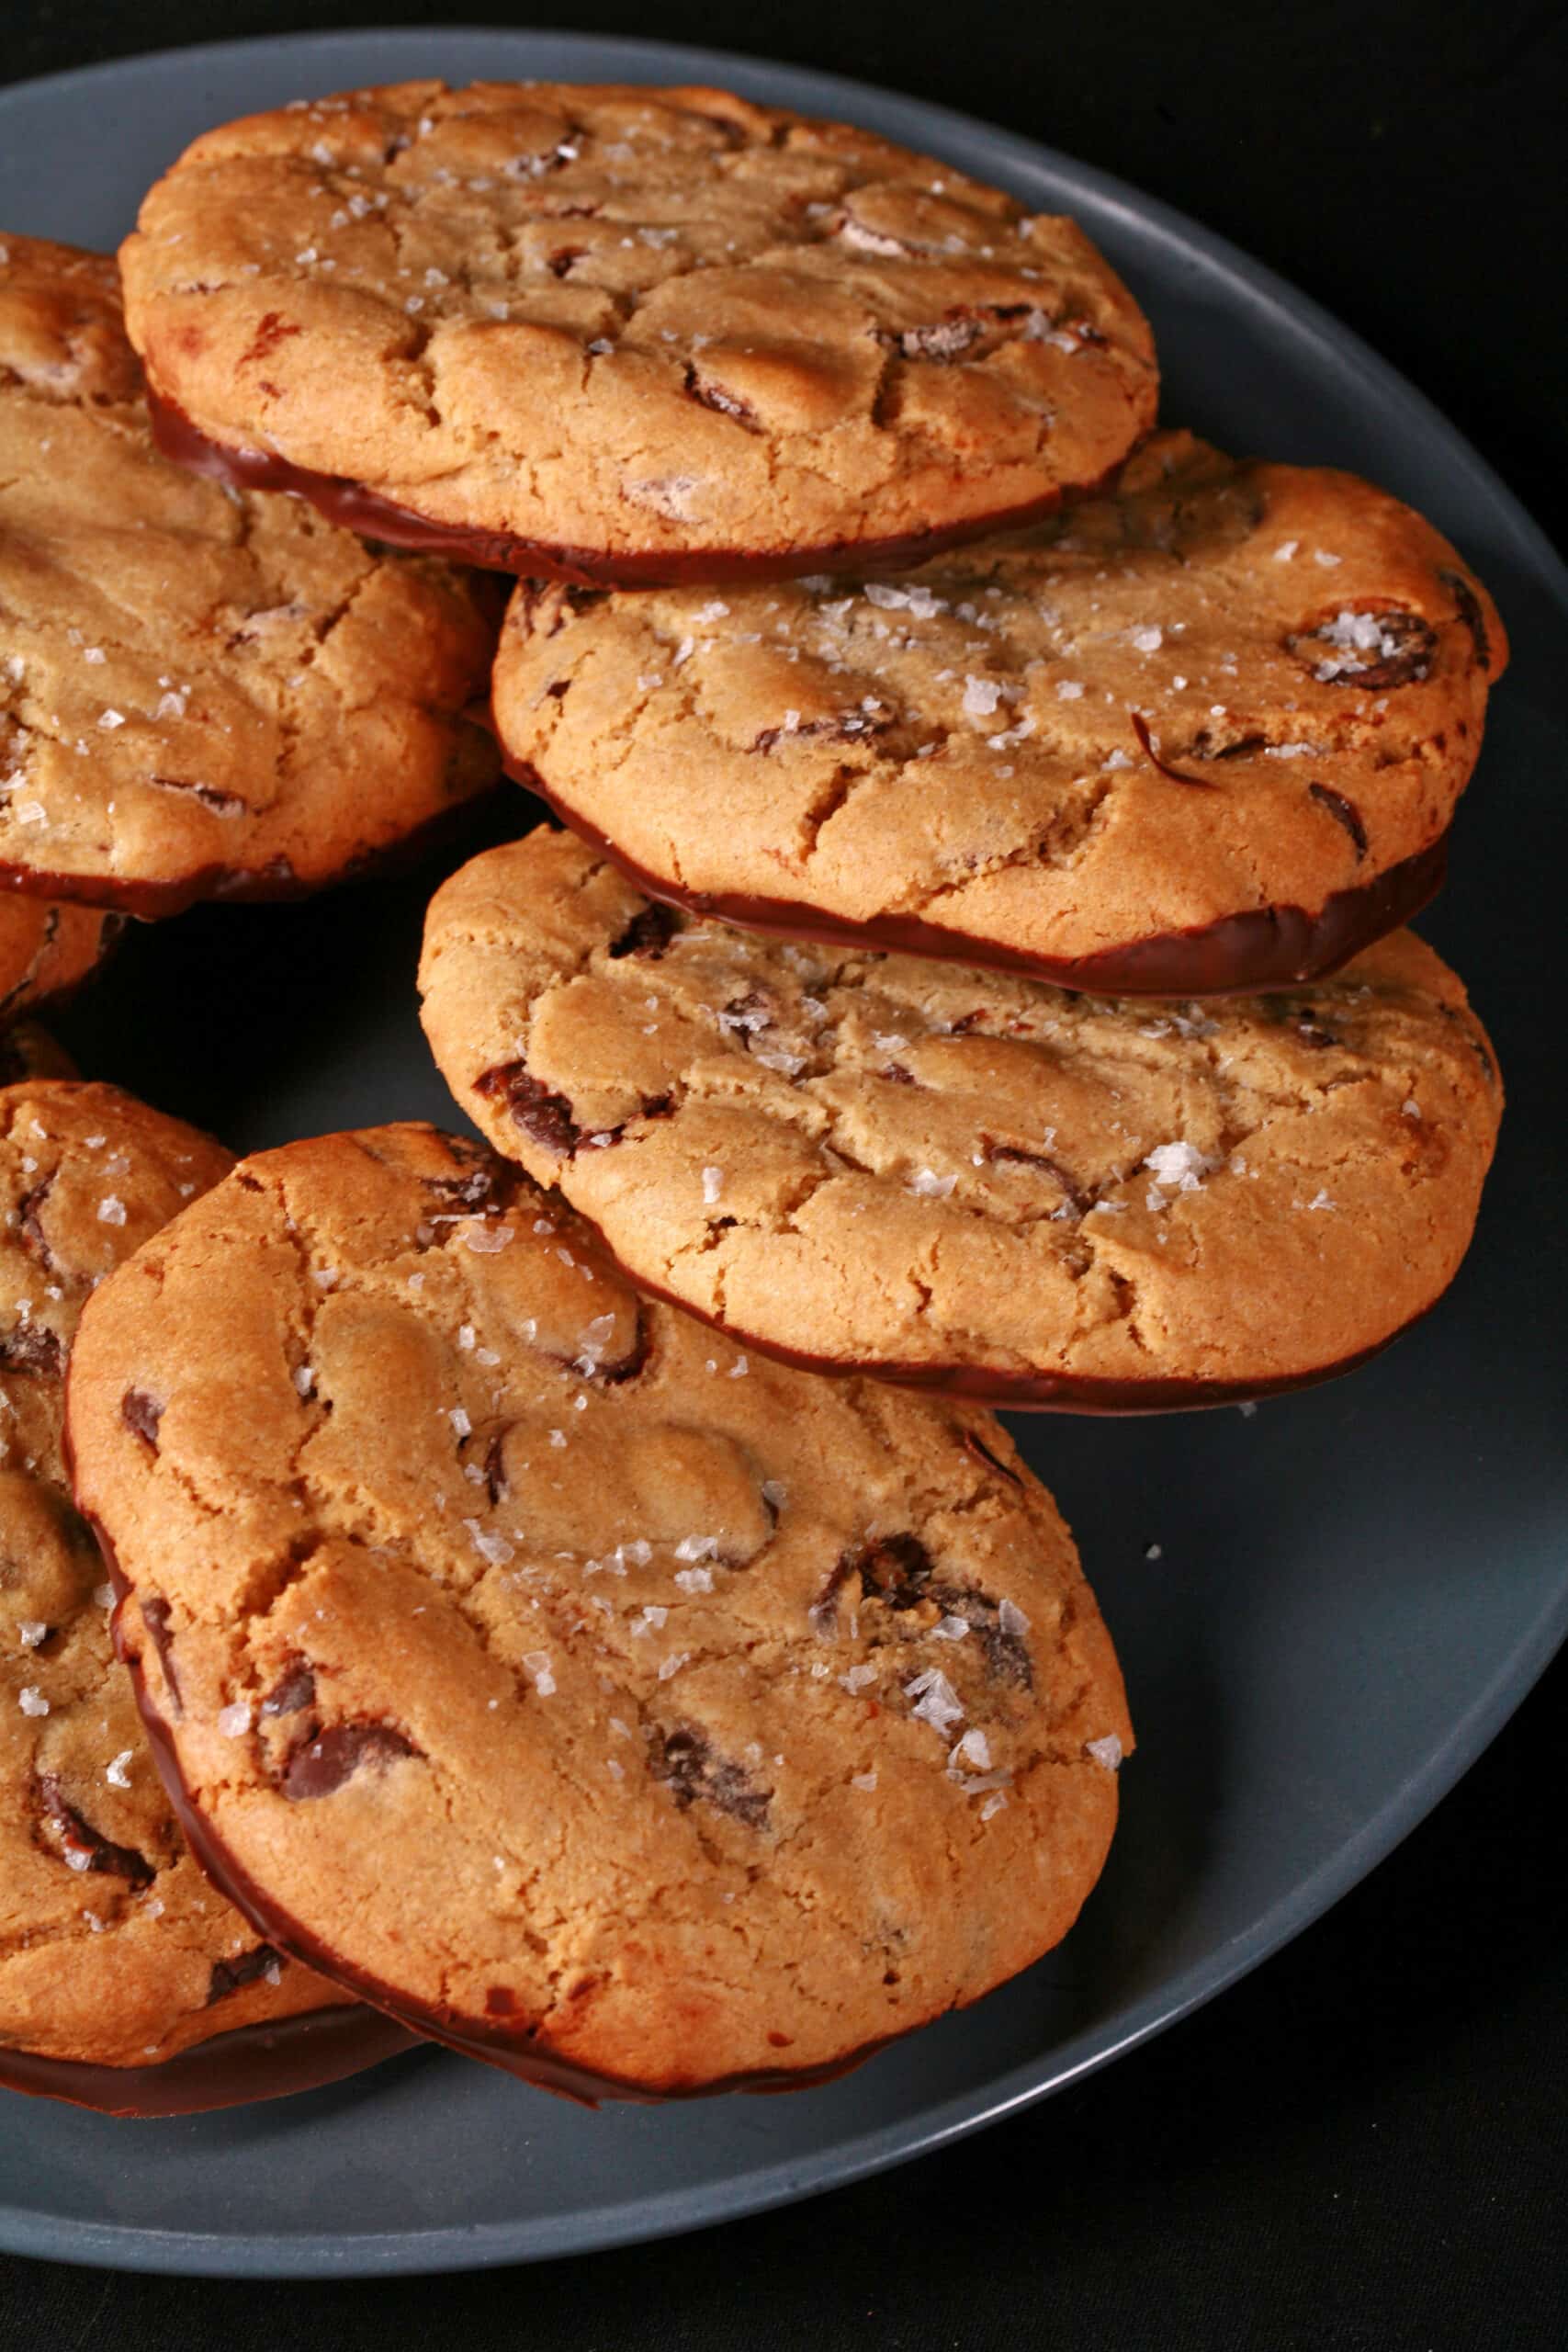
[120,80,1156,583]
[492,433,1504,993]
[0,233,499,918]
[66,1122,1130,2100]
[0,1080,411,2111]
[420,828,1503,1409]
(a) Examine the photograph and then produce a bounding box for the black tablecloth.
[2,5,1565,2342]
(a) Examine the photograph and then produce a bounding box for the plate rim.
[1,19,1564,2279]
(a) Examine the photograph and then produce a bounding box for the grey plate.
[2,24,1564,2282]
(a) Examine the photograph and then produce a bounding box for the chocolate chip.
[961,1430,1023,1487]
[120,1389,163,1449]
[1440,568,1491,671]
[985,1139,1088,1210]
[474,1058,581,1156]
[880,1062,918,1085]
[423,1155,502,1212]
[1293,1011,1340,1050]
[0,1323,62,1379]
[1292,609,1437,688]
[654,1725,771,1829]
[281,1721,419,1802]
[546,246,585,278]
[207,1943,283,2004]
[139,1595,182,1713]
[1130,710,1218,789]
[36,1774,155,1890]
[608,900,679,959]
[483,1430,510,1506]
[1308,782,1368,859]
[17,1174,59,1272]
[814,1532,934,1633]
[260,1660,317,1717]
[752,707,892,753]
[683,365,760,429]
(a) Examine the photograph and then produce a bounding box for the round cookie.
[492,432,1505,994]
[0,1080,411,2111]
[119,79,1157,583]
[419,827,1503,1410]
[65,1123,1130,2100]
[0,233,499,918]
[0,899,121,1023]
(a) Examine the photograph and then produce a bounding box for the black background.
[3,5,1566,2345]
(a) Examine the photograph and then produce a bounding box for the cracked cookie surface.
[0,234,499,916]
[420,828,1503,1408]
[492,433,1505,989]
[0,1079,374,2093]
[119,80,1156,581]
[65,1121,1129,2098]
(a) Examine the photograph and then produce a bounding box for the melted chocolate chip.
[1292,609,1437,688]
[1293,1011,1341,1050]
[483,1430,510,1506]
[985,1140,1088,1210]
[752,708,891,753]
[138,1595,182,1713]
[1308,782,1369,859]
[281,1721,419,1801]
[960,1430,1023,1487]
[1130,710,1218,789]
[260,1661,317,1717]
[37,1775,155,1890]
[423,1157,502,1212]
[120,1389,164,1449]
[654,1725,772,1829]
[881,1062,918,1085]
[814,1532,934,1632]
[206,1943,283,2004]
[608,900,679,959]
[1440,568,1492,671]
[149,776,249,818]
[17,1174,58,1272]
[473,1058,581,1156]
[0,1323,62,1378]
[683,366,760,429]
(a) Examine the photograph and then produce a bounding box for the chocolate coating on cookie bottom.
[0,792,496,921]
[0,2001,417,2118]
[149,391,1117,591]
[504,760,1450,997]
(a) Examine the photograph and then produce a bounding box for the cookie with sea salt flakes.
[0,233,498,918]
[492,432,1505,995]
[419,828,1503,1410]
[65,1121,1130,2101]
[0,1080,412,2112]
[119,79,1156,584]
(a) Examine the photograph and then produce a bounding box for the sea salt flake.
[97,708,125,730]
[701,1165,724,1204]
[1303,1189,1336,1212]
[980,1791,1009,1820]
[1132,626,1163,653]
[1402,1099,1421,1120]
[1272,539,1299,562]
[522,1650,556,1697]
[657,1652,690,1681]
[904,1667,964,1735]
[931,1614,970,1641]
[1085,1733,1123,1770]
[632,1605,669,1635]
[674,1566,714,1594]
[1142,1141,1215,1198]
[218,1702,253,1738]
[908,1166,955,1199]
[950,1728,992,1772]
[462,1220,513,1253]
[292,1364,315,1397]
[961,675,1004,718]
[1055,679,1085,699]
[17,1620,48,1650]
[448,1407,472,1438]
[96,1195,127,1226]
[839,1663,877,1692]
[464,1520,515,1567]
[674,1535,718,1563]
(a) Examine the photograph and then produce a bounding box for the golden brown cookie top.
[0,232,499,917]
[66,1121,1129,2097]
[491,433,1504,989]
[0,1080,357,2075]
[420,828,1503,1408]
[119,80,1156,579]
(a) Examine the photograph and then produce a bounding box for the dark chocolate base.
[0,781,499,921]
[0,2004,418,2119]
[502,762,1450,999]
[148,389,1109,588]
[69,1510,898,2109]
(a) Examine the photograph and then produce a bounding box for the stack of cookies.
[4,79,1504,2114]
